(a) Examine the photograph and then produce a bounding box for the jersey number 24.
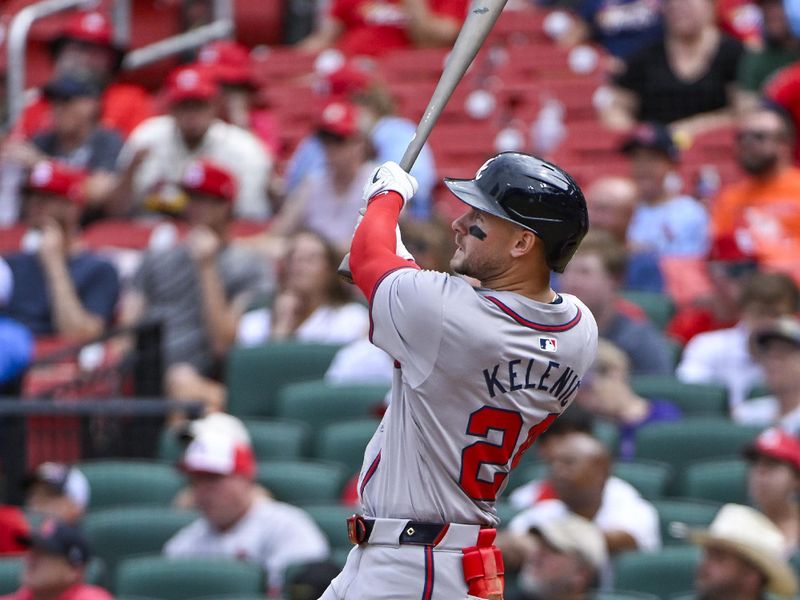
[459,406,557,502]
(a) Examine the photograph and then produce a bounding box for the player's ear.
[509,230,537,258]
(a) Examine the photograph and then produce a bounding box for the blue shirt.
[627,194,710,257]
[579,0,664,59]
[1,251,119,336]
[284,116,437,219]
[618,398,682,459]
[0,317,32,384]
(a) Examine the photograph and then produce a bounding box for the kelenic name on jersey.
[482,357,582,408]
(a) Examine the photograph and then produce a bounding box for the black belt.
[347,515,448,546]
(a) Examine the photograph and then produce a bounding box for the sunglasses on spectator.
[735,130,785,143]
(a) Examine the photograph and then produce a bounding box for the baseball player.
[321,152,598,600]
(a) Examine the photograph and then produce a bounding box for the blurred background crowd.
[0,0,799,598]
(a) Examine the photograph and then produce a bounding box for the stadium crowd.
[0,0,800,598]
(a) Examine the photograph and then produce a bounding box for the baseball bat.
[338,0,509,281]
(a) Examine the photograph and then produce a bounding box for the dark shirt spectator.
[576,0,664,59]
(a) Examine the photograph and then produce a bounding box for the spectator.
[689,504,797,600]
[559,230,674,375]
[283,63,436,218]
[164,422,329,595]
[2,76,124,224]
[677,272,799,408]
[743,428,800,552]
[621,122,710,256]
[584,176,637,244]
[735,317,800,432]
[196,40,280,157]
[270,101,376,249]
[506,514,608,600]
[0,258,32,390]
[22,463,90,526]
[602,0,744,137]
[710,104,800,273]
[558,0,663,65]
[0,507,28,556]
[576,340,682,459]
[121,159,274,413]
[508,432,661,555]
[764,62,800,164]
[117,65,273,220]
[237,230,369,346]
[666,234,758,345]
[14,10,154,139]
[0,518,112,600]
[297,0,468,56]
[1,161,119,343]
[736,0,800,112]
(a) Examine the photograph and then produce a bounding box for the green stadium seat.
[678,459,749,505]
[256,460,348,505]
[276,381,389,431]
[634,418,760,479]
[83,507,197,578]
[505,461,546,493]
[495,501,522,525]
[158,418,312,463]
[594,419,620,455]
[614,546,700,599]
[613,460,673,500]
[77,460,184,510]
[620,290,675,330]
[226,342,343,418]
[303,504,354,549]
[314,418,379,471]
[115,556,264,600]
[652,499,721,546]
[630,375,728,416]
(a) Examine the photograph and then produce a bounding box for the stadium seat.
[613,460,673,500]
[630,375,728,416]
[652,499,721,546]
[276,382,388,431]
[256,460,348,505]
[620,290,675,330]
[158,419,312,463]
[303,504,354,550]
[314,419,379,471]
[678,459,749,505]
[115,556,264,600]
[593,593,662,600]
[226,343,343,418]
[594,419,620,455]
[634,418,760,479]
[614,546,701,599]
[77,460,184,510]
[83,507,197,578]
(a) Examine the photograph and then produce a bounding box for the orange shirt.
[711,167,800,274]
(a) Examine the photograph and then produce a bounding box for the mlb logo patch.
[539,338,557,352]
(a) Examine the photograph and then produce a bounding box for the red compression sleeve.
[350,192,420,302]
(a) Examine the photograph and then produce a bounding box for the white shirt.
[508,477,661,552]
[733,395,800,435]
[676,323,764,408]
[236,302,370,347]
[163,497,329,591]
[119,116,273,219]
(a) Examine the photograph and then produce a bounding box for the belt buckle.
[347,514,368,544]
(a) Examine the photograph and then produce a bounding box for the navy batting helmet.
[444,152,588,273]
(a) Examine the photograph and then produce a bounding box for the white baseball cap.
[181,429,256,479]
[26,463,90,510]
[531,514,608,572]
[186,412,251,445]
[0,257,12,307]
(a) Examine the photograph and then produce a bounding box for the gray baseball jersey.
[357,268,598,526]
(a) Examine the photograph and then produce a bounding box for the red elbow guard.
[462,529,505,600]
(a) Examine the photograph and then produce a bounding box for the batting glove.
[362,161,418,207]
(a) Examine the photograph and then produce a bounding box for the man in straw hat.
[690,503,798,599]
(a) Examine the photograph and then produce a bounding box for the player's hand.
[362,161,418,207]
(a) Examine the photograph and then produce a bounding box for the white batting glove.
[362,161,418,207]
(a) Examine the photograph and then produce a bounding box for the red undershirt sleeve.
[350,191,420,302]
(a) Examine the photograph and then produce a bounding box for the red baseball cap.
[324,63,373,98]
[26,161,87,204]
[197,40,255,88]
[62,10,114,46]
[744,428,800,472]
[180,429,256,479]
[181,160,237,203]
[165,65,218,104]
[317,101,360,139]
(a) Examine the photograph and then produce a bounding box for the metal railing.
[5,0,234,126]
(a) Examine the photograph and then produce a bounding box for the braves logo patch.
[539,337,557,352]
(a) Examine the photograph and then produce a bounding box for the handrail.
[6,0,95,126]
